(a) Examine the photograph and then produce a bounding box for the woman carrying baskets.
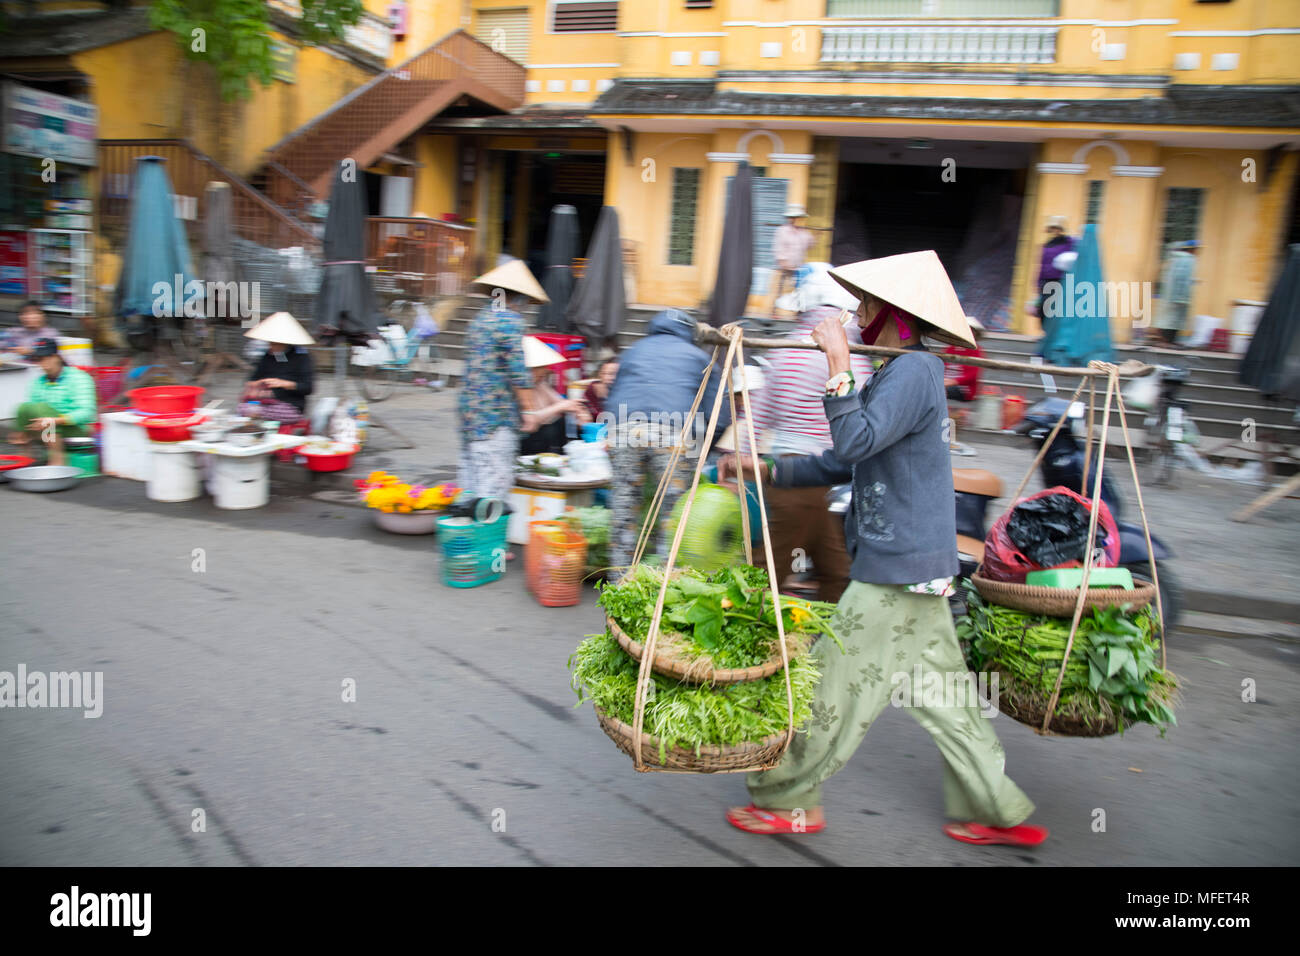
[718,251,1047,847]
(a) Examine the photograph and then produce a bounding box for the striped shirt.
[748,307,874,456]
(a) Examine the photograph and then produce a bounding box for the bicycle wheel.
[361,364,398,402]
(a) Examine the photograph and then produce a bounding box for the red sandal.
[725,805,826,835]
[943,822,1049,847]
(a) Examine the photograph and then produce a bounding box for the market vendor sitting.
[519,335,589,455]
[2,301,60,362]
[7,337,96,466]
[239,311,315,424]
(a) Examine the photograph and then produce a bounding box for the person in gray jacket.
[601,308,730,572]
[718,251,1047,849]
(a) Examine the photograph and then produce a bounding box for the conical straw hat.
[522,335,565,368]
[244,311,315,345]
[471,259,549,303]
[829,251,976,348]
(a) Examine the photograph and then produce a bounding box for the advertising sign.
[3,82,98,167]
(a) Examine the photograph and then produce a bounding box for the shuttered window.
[1085,180,1105,226]
[668,168,700,266]
[1161,187,1204,247]
[552,1,618,33]
[685,1,714,8]
[476,8,531,65]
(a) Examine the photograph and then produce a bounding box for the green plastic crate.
[1025,567,1134,590]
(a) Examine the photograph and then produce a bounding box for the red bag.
[981,486,1120,584]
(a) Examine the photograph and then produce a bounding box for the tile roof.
[589,79,1300,129]
[0,9,156,58]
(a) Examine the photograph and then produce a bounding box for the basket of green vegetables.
[599,564,840,685]
[569,630,822,772]
[957,588,1178,737]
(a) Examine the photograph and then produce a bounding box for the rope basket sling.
[594,324,800,773]
[966,364,1170,736]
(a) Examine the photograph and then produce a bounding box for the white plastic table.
[179,435,306,510]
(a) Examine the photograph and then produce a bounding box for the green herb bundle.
[957,589,1178,736]
[597,563,842,670]
[559,506,609,571]
[569,630,820,761]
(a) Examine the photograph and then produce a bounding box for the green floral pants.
[747,580,1035,827]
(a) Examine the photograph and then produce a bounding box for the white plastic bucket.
[147,444,201,502]
[100,413,154,481]
[210,455,269,510]
[1230,301,1264,355]
[57,337,94,367]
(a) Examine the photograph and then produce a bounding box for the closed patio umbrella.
[708,161,753,328]
[113,155,196,348]
[1240,244,1300,403]
[566,205,625,348]
[537,204,579,330]
[316,162,378,344]
[195,181,246,379]
[1041,222,1113,367]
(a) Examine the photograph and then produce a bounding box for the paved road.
[2,472,1297,866]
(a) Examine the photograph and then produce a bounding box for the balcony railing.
[366,217,476,299]
[821,26,1057,64]
[825,0,1060,15]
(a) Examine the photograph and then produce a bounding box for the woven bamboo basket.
[971,572,1156,619]
[594,708,789,773]
[608,616,812,685]
[986,679,1123,738]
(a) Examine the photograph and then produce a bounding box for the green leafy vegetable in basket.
[559,506,609,571]
[597,563,843,670]
[956,587,1178,735]
[569,630,820,762]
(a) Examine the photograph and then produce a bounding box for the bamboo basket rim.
[594,707,789,773]
[607,615,813,685]
[971,571,1156,618]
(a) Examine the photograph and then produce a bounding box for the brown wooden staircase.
[260,29,525,208]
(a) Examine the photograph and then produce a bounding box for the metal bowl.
[6,465,83,492]
[226,431,261,447]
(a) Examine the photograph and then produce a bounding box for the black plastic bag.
[1006,491,1111,569]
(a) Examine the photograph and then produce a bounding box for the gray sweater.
[773,349,958,585]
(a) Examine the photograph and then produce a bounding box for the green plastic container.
[1025,567,1134,590]
[67,449,99,477]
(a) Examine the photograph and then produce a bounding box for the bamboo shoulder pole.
[694,323,1155,380]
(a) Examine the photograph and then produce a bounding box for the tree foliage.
[150,0,366,102]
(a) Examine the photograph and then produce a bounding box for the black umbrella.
[316,162,378,344]
[201,182,240,318]
[537,204,579,330]
[708,161,754,328]
[566,205,625,347]
[1240,244,1300,403]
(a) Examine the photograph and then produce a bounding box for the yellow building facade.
[422,0,1300,340]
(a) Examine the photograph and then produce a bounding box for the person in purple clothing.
[1036,216,1076,348]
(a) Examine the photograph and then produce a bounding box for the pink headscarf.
[859,302,920,346]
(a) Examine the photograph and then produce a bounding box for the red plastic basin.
[127,385,205,415]
[1,455,36,472]
[295,444,358,472]
[141,413,207,443]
